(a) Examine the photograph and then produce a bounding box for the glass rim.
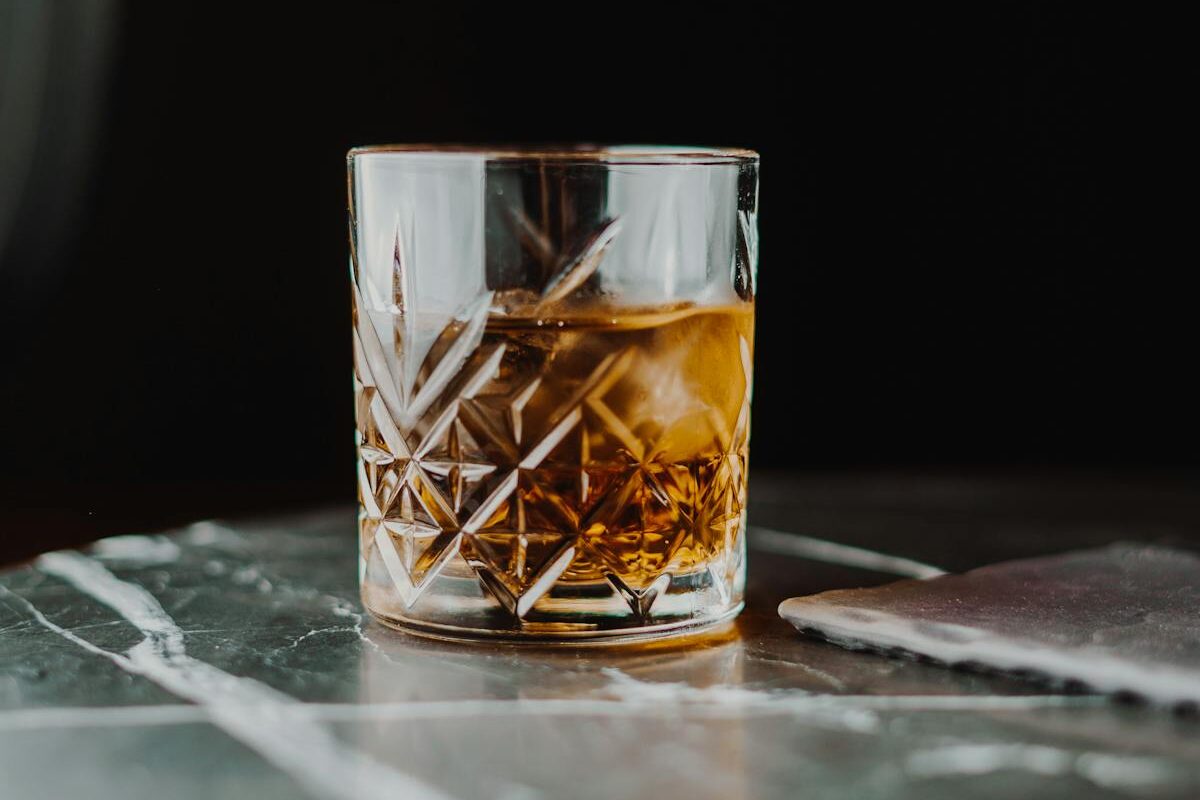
[347,143,759,165]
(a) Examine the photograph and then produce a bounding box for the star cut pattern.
[354,275,506,610]
[354,214,752,621]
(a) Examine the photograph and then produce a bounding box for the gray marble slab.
[780,544,1200,708]
[2,497,1200,799]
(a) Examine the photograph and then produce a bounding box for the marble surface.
[780,544,1200,707]
[3,474,1200,799]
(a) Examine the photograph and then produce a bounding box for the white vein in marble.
[0,691,1102,735]
[904,744,1185,791]
[90,535,183,565]
[32,551,457,800]
[749,527,947,579]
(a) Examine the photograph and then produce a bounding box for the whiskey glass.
[349,145,759,642]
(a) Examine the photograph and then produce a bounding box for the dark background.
[1,4,1195,564]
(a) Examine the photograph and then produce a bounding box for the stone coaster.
[779,543,1200,707]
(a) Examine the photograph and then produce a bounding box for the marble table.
[2,473,1199,799]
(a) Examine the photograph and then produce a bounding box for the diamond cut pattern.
[463,532,577,618]
[581,465,688,593]
[373,521,463,608]
[354,233,753,621]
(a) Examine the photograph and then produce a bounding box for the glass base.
[366,603,744,646]
[360,542,746,645]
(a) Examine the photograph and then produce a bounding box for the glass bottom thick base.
[360,548,746,645]
[366,602,744,646]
